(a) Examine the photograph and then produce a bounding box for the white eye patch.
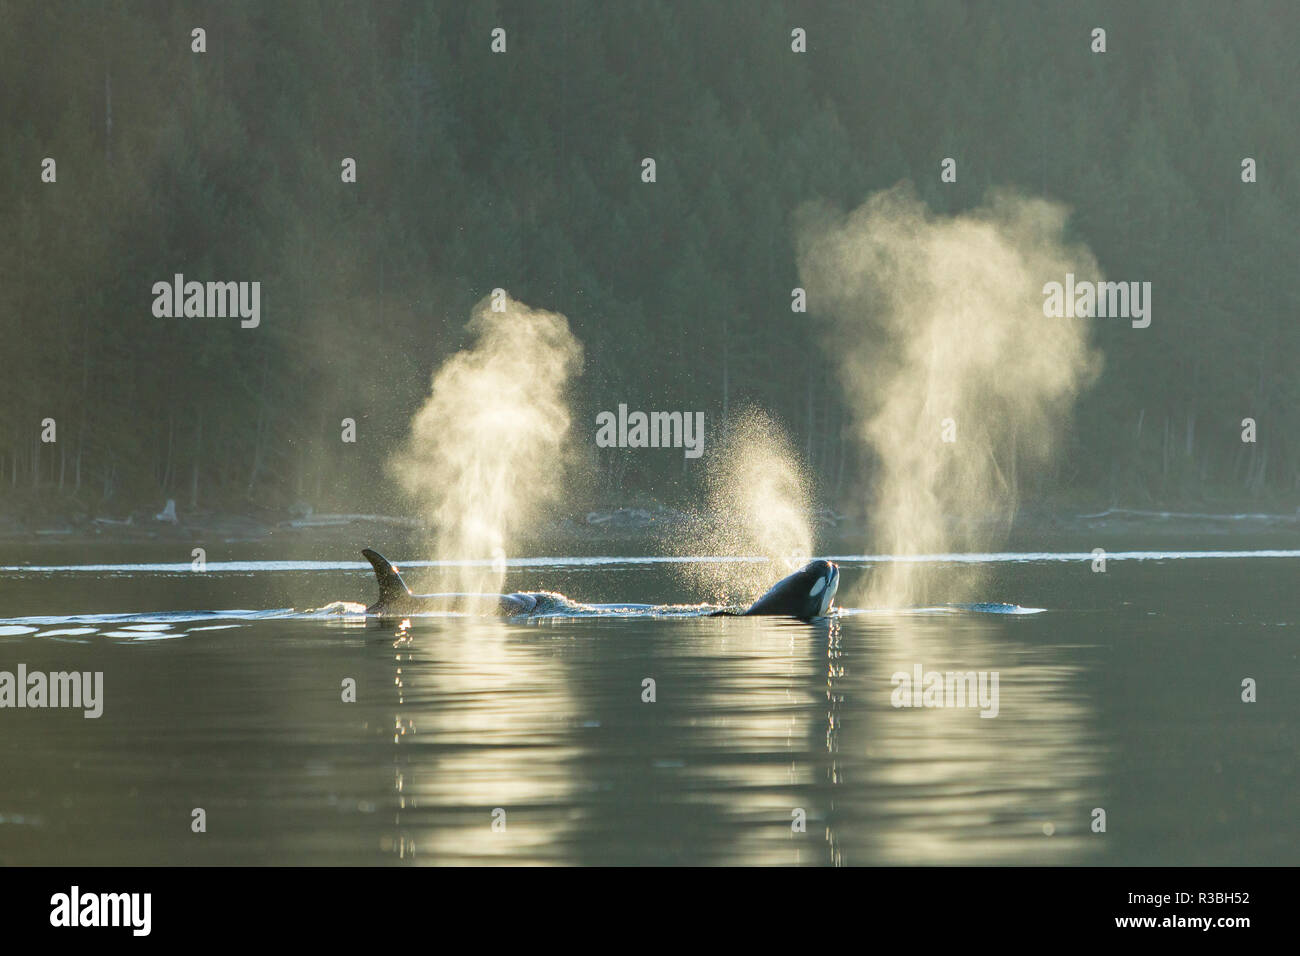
[809,578,826,597]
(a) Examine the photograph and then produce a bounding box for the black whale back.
[361,547,834,621]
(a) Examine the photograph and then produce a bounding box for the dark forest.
[3,0,1296,523]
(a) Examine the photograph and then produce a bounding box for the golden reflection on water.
[378,610,1103,865]
[826,613,1105,865]
[387,617,581,864]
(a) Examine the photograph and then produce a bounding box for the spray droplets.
[669,408,816,603]
[389,294,583,602]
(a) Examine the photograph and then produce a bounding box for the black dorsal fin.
[362,548,412,607]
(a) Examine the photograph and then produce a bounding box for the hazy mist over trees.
[2,0,1296,520]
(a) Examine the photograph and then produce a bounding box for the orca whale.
[360,548,839,622]
[719,558,840,621]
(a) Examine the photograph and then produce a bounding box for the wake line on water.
[0,604,368,637]
[0,556,774,573]
[0,601,1040,633]
[3,549,1299,574]
[831,549,1300,563]
[1,609,319,626]
[0,606,1034,642]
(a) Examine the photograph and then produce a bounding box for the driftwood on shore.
[281,514,423,529]
[1077,507,1300,523]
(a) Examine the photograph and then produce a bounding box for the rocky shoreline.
[2,499,1297,557]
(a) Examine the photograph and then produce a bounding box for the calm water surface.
[1,548,1295,865]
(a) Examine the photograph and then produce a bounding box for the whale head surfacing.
[741,559,839,621]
